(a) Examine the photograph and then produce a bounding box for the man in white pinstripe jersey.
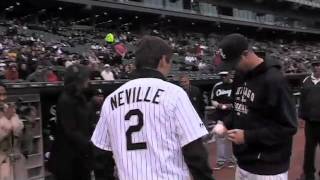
[91,36,214,180]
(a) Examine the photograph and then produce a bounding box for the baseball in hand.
[213,123,226,136]
[221,105,227,110]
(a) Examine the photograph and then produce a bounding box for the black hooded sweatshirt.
[224,58,297,175]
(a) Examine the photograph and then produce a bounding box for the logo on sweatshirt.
[234,86,255,115]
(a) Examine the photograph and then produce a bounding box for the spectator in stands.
[26,65,47,82]
[179,74,205,119]
[195,43,205,58]
[118,64,130,79]
[296,62,308,73]
[5,63,19,82]
[89,63,103,81]
[114,42,128,59]
[0,63,6,80]
[65,60,74,68]
[18,63,31,80]
[48,64,93,180]
[7,52,17,62]
[298,60,320,180]
[46,67,59,82]
[116,64,126,79]
[185,52,197,64]
[101,64,115,81]
[129,63,136,72]
[112,65,121,79]
[198,59,207,71]
[124,64,131,73]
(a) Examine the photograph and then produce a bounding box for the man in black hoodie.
[215,34,297,180]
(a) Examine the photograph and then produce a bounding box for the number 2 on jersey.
[125,109,147,150]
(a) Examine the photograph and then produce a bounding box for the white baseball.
[213,123,226,135]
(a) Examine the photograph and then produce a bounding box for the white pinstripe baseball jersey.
[91,78,208,180]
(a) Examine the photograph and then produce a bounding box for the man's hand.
[217,103,233,110]
[299,118,305,128]
[227,129,245,145]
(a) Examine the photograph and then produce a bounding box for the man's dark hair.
[64,64,90,96]
[135,36,172,70]
[179,74,189,80]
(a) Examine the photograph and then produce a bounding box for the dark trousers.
[54,158,91,180]
[303,121,320,178]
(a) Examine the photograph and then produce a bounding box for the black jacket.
[299,75,320,122]
[184,85,205,119]
[225,59,297,175]
[48,91,94,174]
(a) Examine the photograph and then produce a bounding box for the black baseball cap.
[217,33,249,71]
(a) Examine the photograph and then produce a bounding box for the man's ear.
[158,55,167,68]
[242,50,250,56]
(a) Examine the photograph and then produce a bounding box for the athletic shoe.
[226,161,236,168]
[213,162,225,170]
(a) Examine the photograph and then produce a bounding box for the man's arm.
[91,100,115,179]
[93,147,116,180]
[173,89,214,180]
[182,138,214,180]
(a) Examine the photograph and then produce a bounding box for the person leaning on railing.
[0,82,25,180]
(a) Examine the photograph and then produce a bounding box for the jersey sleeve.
[210,85,216,101]
[173,88,208,147]
[91,100,112,151]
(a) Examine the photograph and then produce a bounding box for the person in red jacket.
[5,63,19,82]
[46,67,59,82]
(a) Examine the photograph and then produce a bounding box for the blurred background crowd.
[0,14,318,83]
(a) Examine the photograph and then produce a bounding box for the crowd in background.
[0,17,319,83]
